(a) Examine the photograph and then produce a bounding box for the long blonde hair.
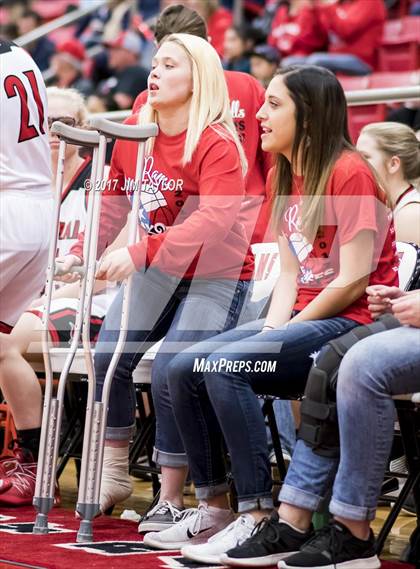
[360,122,420,186]
[138,33,247,175]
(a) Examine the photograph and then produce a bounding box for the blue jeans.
[282,53,372,76]
[167,316,357,511]
[238,298,297,455]
[280,326,420,521]
[94,267,249,466]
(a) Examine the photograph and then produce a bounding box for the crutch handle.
[90,117,158,141]
[50,122,100,147]
[54,260,85,277]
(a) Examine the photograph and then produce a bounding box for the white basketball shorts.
[0,189,53,327]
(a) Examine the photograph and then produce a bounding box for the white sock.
[100,445,133,513]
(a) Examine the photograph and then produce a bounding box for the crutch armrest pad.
[50,122,100,147]
[90,117,158,141]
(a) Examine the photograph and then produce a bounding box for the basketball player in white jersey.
[0,39,53,332]
[0,87,119,506]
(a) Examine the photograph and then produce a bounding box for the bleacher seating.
[339,70,420,141]
[379,16,420,71]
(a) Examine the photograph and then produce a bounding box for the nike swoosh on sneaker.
[186,527,212,539]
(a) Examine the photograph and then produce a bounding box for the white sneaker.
[143,502,234,550]
[181,514,256,564]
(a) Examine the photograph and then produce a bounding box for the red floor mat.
[0,507,415,569]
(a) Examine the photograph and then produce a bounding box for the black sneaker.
[220,512,313,567]
[278,520,380,569]
[138,500,184,533]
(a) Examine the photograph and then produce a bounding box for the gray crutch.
[33,123,103,534]
[76,118,158,542]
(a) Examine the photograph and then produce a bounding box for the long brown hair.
[271,65,353,237]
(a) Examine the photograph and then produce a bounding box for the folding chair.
[376,392,420,555]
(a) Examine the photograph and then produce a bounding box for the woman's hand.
[366,285,404,319]
[54,255,83,283]
[96,248,136,282]
[391,291,420,328]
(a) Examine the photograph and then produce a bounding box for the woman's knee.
[203,352,249,401]
[337,336,387,399]
[166,351,198,397]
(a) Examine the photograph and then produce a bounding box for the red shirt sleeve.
[269,5,326,56]
[70,139,130,261]
[319,0,385,41]
[127,134,245,271]
[329,170,379,245]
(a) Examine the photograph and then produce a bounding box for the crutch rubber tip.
[76,520,94,543]
[33,513,49,534]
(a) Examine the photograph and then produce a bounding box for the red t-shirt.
[269,4,327,57]
[133,70,273,244]
[207,7,233,58]
[275,151,398,324]
[319,0,386,67]
[71,115,254,281]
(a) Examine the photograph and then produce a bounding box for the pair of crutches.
[33,117,158,543]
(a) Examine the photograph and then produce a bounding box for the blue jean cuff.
[238,495,274,513]
[153,447,189,467]
[279,483,324,513]
[329,497,376,521]
[105,424,135,441]
[195,480,230,500]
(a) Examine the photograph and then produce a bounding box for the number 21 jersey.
[0,40,51,194]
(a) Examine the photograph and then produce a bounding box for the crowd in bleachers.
[0,0,419,133]
[0,1,420,568]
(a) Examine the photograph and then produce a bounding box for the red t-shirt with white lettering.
[71,115,254,281]
[132,70,273,244]
[275,151,398,324]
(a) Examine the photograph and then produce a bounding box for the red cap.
[103,31,143,56]
[56,39,85,69]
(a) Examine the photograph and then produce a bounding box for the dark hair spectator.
[17,9,56,71]
[163,0,232,57]
[387,104,420,133]
[250,44,280,87]
[89,31,148,112]
[0,22,18,40]
[155,4,208,43]
[223,25,255,73]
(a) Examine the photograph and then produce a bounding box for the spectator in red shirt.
[133,4,273,246]
[281,0,386,75]
[182,0,233,57]
[130,3,296,534]
[61,33,254,516]
[157,65,398,560]
[268,0,327,59]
